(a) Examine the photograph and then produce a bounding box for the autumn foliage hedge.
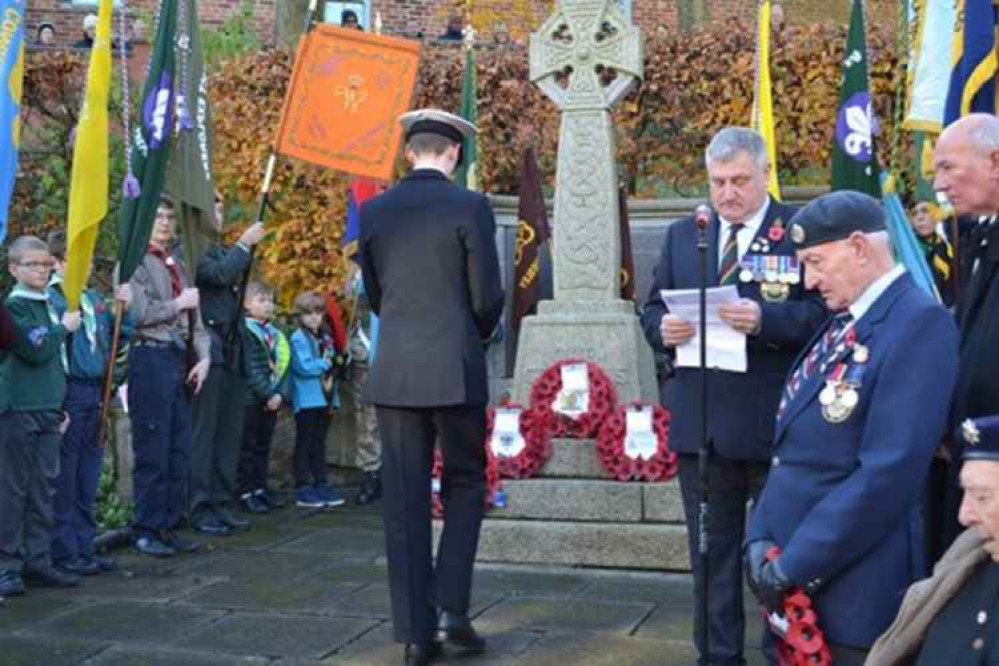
[11,20,905,303]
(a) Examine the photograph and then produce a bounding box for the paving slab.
[514,631,696,666]
[181,551,332,581]
[475,598,654,634]
[314,560,388,585]
[26,600,222,644]
[84,646,270,666]
[66,572,226,603]
[0,592,84,631]
[0,635,106,666]
[181,578,362,612]
[273,527,385,559]
[575,575,695,604]
[327,583,503,621]
[633,595,768,644]
[183,613,379,659]
[471,568,589,599]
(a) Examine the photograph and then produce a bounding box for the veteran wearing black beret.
[867,414,999,665]
[357,108,504,666]
[744,190,960,664]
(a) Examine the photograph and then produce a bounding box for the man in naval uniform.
[358,109,505,666]
[640,126,826,665]
[744,191,960,665]
[867,414,999,665]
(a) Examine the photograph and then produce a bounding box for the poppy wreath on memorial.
[484,404,554,479]
[595,403,679,482]
[764,547,832,666]
[529,359,618,439]
[431,439,503,519]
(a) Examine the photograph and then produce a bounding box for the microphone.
[695,204,712,230]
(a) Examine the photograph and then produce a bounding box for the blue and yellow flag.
[943,0,999,125]
[0,0,25,245]
[752,0,780,200]
[63,0,112,310]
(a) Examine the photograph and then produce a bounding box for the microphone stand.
[696,212,712,661]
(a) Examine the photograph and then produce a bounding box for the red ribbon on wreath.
[485,405,554,479]
[529,358,618,439]
[764,547,832,666]
[595,402,679,482]
[431,434,503,519]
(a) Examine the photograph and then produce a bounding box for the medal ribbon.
[777,313,853,421]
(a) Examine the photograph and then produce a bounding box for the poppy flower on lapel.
[768,225,786,242]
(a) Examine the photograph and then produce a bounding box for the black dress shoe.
[193,518,233,536]
[436,611,485,652]
[403,642,442,665]
[161,531,201,553]
[134,535,176,558]
[86,553,117,572]
[354,471,382,505]
[55,558,100,576]
[0,572,25,596]
[23,565,80,588]
[215,506,250,530]
[256,489,286,509]
[240,492,269,514]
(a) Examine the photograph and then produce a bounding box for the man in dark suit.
[189,205,266,535]
[358,108,504,666]
[640,127,825,665]
[930,113,999,559]
[745,191,960,665]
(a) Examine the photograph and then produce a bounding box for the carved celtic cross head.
[530,0,643,111]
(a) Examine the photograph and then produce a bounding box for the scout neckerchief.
[245,317,290,385]
[48,275,99,355]
[11,282,68,372]
[146,244,183,297]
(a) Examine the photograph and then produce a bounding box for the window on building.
[617,0,632,20]
[323,1,369,30]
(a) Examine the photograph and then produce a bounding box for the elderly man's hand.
[660,314,695,348]
[719,299,762,336]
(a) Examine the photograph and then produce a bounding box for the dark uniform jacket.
[747,273,959,648]
[1,290,67,412]
[915,561,999,665]
[196,243,252,367]
[358,169,505,407]
[242,319,290,405]
[0,303,17,350]
[639,199,826,461]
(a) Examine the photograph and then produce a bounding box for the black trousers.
[678,453,769,666]
[376,404,487,645]
[190,364,247,521]
[294,408,330,488]
[238,403,277,495]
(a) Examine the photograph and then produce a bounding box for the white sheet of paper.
[660,286,748,373]
[624,407,657,461]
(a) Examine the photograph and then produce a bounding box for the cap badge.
[790,223,805,245]
[963,419,982,446]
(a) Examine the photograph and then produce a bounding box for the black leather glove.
[744,539,776,600]
[757,558,792,614]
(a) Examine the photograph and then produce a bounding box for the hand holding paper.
[660,286,748,373]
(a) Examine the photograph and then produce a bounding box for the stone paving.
[0,501,768,665]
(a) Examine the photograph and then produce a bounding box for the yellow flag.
[63,0,112,310]
[752,0,781,200]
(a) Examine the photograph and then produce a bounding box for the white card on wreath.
[491,408,526,458]
[554,363,590,419]
[624,406,657,461]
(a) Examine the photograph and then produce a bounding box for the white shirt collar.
[412,161,449,176]
[718,199,770,262]
[848,264,906,322]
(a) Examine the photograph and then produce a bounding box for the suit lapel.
[708,214,721,285]
[775,274,915,441]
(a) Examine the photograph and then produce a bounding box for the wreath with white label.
[595,402,678,482]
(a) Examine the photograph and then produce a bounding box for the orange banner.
[274,25,421,181]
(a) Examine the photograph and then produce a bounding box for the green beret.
[789,190,887,249]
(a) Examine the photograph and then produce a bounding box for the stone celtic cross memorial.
[513,0,657,403]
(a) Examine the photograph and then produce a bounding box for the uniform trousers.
[238,402,277,495]
[293,407,330,488]
[377,404,486,644]
[0,410,61,574]
[678,453,769,666]
[128,345,192,538]
[190,364,247,521]
[51,381,104,564]
[351,362,381,472]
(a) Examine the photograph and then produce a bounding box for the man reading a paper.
[640,127,825,666]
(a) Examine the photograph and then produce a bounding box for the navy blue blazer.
[639,199,827,461]
[746,273,959,648]
[358,169,505,408]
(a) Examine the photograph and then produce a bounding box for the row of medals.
[739,245,800,303]
[818,342,870,424]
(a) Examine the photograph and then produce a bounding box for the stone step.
[536,439,611,479]
[490,478,685,524]
[453,519,691,571]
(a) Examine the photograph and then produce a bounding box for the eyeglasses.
[17,260,54,270]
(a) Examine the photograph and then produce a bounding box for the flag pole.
[228,0,320,350]
[96,302,125,448]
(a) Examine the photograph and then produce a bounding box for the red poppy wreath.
[765,548,831,666]
[529,359,618,439]
[484,404,554,479]
[595,402,678,482]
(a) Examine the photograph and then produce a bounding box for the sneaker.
[315,483,346,508]
[214,506,251,531]
[134,535,176,558]
[354,471,382,505]
[255,488,286,510]
[84,553,117,573]
[0,571,25,596]
[240,492,269,514]
[160,531,201,554]
[295,486,325,508]
[55,557,100,576]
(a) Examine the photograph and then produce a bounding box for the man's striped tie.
[718,223,743,285]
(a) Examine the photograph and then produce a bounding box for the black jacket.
[358,169,505,407]
[639,199,827,461]
[196,243,252,366]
